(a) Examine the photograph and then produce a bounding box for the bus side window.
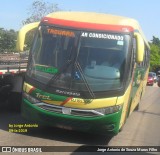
[132,37,137,69]
[128,37,136,81]
[133,38,137,64]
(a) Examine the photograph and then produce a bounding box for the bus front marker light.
[105,124,115,131]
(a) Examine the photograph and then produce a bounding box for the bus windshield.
[27,25,130,96]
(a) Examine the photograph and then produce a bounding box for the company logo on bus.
[56,89,80,97]
[62,107,71,114]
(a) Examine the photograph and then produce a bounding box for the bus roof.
[45,12,149,48]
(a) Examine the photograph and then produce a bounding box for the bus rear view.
[17,12,149,135]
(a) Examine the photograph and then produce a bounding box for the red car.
[147,73,154,86]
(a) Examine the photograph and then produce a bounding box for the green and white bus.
[17,12,150,135]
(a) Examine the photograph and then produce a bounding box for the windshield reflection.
[27,25,130,95]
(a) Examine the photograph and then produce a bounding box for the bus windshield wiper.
[45,32,80,87]
[45,59,72,88]
[45,32,95,99]
[71,32,95,99]
[74,61,95,99]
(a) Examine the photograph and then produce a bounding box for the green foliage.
[149,36,160,71]
[24,29,36,51]
[0,0,61,53]
[151,36,160,47]
[0,28,17,53]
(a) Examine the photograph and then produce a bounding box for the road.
[0,84,160,154]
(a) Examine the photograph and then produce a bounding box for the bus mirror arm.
[134,32,144,63]
[16,22,40,52]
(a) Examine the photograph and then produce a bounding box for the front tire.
[8,92,22,112]
[134,102,139,111]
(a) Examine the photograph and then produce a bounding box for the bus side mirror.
[16,22,40,52]
[134,32,144,63]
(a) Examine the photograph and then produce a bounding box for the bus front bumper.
[21,99,122,135]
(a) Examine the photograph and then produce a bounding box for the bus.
[16,12,150,135]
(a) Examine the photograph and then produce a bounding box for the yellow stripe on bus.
[43,97,118,109]
[23,82,34,93]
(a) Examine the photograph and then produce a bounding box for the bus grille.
[35,102,103,117]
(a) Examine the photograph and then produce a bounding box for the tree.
[22,0,60,25]
[151,36,160,47]
[149,36,160,71]
[0,28,17,53]
[22,0,60,50]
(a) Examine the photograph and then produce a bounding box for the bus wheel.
[134,103,139,111]
[119,126,123,132]
[8,92,22,112]
[119,115,127,133]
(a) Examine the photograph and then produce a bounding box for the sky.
[0,0,160,41]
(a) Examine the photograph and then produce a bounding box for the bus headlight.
[23,92,40,104]
[95,105,122,115]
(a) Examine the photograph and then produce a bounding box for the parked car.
[149,72,157,83]
[157,70,160,76]
[147,72,154,86]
